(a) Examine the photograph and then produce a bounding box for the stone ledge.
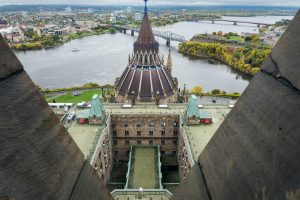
[0,34,23,80]
[199,72,300,200]
[0,71,84,200]
[261,10,300,90]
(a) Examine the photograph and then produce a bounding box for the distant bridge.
[195,19,273,27]
[113,25,187,46]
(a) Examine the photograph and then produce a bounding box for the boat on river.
[72,48,80,52]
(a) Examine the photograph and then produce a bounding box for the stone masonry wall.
[91,116,114,184]
[178,128,194,181]
[110,114,180,161]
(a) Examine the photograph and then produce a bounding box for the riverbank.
[41,82,114,94]
[10,27,116,51]
[42,82,115,103]
[179,40,271,75]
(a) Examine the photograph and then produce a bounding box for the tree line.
[179,41,271,75]
[10,26,115,51]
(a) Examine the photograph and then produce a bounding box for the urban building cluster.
[0,5,183,45]
[0,10,105,42]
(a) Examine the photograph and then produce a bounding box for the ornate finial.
[166,49,173,74]
[144,0,148,13]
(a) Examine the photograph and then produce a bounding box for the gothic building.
[115,3,178,103]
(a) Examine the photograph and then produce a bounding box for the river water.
[15,15,293,93]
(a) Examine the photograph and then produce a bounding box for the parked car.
[73,91,81,96]
[67,112,76,122]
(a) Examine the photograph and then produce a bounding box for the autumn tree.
[190,86,203,96]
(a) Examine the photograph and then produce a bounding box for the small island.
[178,19,290,75]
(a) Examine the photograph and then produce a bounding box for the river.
[15,15,293,93]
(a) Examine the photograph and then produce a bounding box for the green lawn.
[131,147,156,189]
[46,90,102,103]
[220,36,245,43]
[228,36,245,42]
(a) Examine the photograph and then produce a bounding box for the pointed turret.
[166,49,173,74]
[134,0,159,53]
[89,94,105,125]
[186,95,201,125]
[186,96,199,117]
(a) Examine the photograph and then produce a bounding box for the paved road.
[43,87,112,100]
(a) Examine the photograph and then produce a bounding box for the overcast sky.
[0,0,300,6]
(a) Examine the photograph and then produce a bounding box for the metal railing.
[157,146,163,189]
[180,127,196,165]
[111,189,173,199]
[125,145,133,189]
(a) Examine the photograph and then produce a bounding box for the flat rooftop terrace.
[184,108,231,159]
[60,103,231,163]
[126,146,161,189]
[68,124,102,159]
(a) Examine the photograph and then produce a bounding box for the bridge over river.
[195,19,273,27]
[113,25,187,46]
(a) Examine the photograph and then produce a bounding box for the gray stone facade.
[110,114,180,160]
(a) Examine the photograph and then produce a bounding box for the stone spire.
[115,0,178,103]
[133,0,159,53]
[166,49,173,74]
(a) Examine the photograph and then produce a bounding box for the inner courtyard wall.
[91,113,195,185]
[91,116,114,184]
[178,127,195,181]
[110,114,180,161]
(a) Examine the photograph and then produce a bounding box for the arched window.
[139,54,143,64]
[149,54,153,65]
[144,55,148,65]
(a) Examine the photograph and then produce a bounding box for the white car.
[67,112,76,122]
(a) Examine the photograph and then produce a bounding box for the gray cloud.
[0,0,300,6]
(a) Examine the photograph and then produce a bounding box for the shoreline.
[179,49,255,76]
[178,40,270,76]
[10,28,116,51]
[178,50,254,81]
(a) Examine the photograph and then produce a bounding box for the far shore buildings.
[135,12,144,21]
[0,20,8,29]
[0,26,25,42]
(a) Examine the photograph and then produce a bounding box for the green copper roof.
[186,96,200,118]
[89,94,104,118]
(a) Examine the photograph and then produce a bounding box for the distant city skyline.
[0,0,300,6]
